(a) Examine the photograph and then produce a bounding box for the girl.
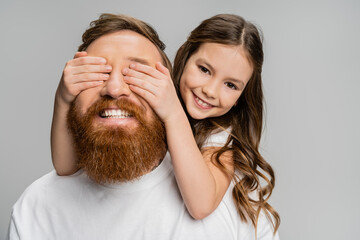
[52,14,279,232]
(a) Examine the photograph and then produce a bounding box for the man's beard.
[67,96,167,183]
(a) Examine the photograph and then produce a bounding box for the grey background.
[1,0,359,239]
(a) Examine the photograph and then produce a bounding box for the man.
[7,14,278,239]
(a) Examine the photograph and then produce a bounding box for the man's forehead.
[86,30,162,66]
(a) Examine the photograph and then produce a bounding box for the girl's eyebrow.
[197,58,245,88]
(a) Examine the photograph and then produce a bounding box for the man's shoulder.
[13,170,86,209]
[19,171,58,198]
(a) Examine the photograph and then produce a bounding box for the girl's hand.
[56,52,112,105]
[122,62,182,123]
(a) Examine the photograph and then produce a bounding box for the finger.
[70,64,112,75]
[156,62,171,77]
[70,56,107,67]
[122,68,158,87]
[73,51,87,59]
[128,63,165,79]
[71,72,110,83]
[61,80,105,99]
[73,80,105,92]
[123,75,157,95]
[128,84,156,105]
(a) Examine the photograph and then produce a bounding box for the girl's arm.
[123,63,234,219]
[51,52,111,175]
[165,109,234,219]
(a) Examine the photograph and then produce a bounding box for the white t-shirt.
[7,154,279,240]
[203,128,232,148]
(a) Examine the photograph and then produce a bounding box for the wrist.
[54,90,71,112]
[164,104,188,128]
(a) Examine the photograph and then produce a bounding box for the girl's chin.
[188,108,208,120]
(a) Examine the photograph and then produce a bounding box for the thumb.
[73,51,87,59]
[156,62,170,76]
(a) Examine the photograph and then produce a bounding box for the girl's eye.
[225,82,237,90]
[199,65,210,75]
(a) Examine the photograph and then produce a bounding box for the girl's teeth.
[196,97,211,107]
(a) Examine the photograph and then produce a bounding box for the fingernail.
[130,64,135,68]
[106,65,112,71]
[100,58,106,64]
[122,68,128,74]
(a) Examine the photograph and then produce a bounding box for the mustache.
[86,96,147,125]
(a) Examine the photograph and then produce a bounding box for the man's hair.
[78,13,172,72]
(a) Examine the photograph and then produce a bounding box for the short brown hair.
[78,13,172,72]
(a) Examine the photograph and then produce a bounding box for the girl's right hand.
[56,52,112,105]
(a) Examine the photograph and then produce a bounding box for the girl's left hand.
[122,62,183,123]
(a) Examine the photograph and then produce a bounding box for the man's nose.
[202,79,218,99]
[100,69,131,99]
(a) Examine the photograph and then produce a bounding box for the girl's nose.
[202,79,218,99]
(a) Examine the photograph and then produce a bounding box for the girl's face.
[180,43,253,120]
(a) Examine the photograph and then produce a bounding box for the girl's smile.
[192,92,214,110]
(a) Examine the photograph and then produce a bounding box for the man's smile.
[94,106,139,129]
[99,108,133,119]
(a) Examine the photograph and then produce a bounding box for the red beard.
[67,97,167,183]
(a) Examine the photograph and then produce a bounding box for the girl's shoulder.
[202,128,232,148]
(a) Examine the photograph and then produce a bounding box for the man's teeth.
[100,109,132,118]
[196,97,211,107]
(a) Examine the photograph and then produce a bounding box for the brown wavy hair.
[78,13,172,72]
[173,14,280,233]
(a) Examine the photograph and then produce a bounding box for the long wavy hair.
[173,14,280,233]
